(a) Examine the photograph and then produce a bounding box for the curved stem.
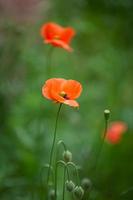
[67,162,80,185]
[47,104,62,185]
[57,140,67,151]
[54,140,67,199]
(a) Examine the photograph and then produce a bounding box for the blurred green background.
[0,0,133,199]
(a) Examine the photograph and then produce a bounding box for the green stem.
[47,104,62,185]
[55,161,66,200]
[46,46,54,77]
[66,166,70,181]
[54,140,67,200]
[57,140,67,151]
[40,165,54,199]
[94,118,108,171]
[62,166,67,200]
[67,162,80,185]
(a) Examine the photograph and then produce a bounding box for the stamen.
[60,91,69,99]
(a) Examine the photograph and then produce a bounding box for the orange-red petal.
[63,100,79,107]
[106,131,121,144]
[109,122,127,133]
[42,78,65,101]
[61,28,76,43]
[106,121,127,144]
[44,39,73,52]
[42,79,53,100]
[62,80,82,99]
[41,22,64,40]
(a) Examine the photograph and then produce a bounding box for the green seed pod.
[73,186,84,199]
[104,109,110,121]
[81,178,92,191]
[49,189,56,200]
[63,150,72,162]
[66,180,75,192]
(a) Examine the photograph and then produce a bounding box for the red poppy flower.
[42,78,82,107]
[40,22,76,52]
[106,121,127,144]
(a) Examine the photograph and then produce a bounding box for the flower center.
[60,91,69,99]
[54,35,60,40]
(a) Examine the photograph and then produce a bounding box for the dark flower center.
[60,91,69,99]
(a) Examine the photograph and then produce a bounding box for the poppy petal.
[42,78,65,100]
[64,100,79,107]
[41,22,63,40]
[42,79,53,100]
[109,122,127,133]
[106,131,121,144]
[50,90,65,103]
[61,28,76,43]
[62,80,82,99]
[106,121,127,144]
[44,39,73,52]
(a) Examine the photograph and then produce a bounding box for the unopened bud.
[49,189,55,200]
[63,150,72,163]
[73,186,84,199]
[81,178,92,191]
[104,109,110,121]
[66,180,75,192]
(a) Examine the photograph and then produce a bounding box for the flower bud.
[104,109,110,121]
[66,180,75,192]
[63,150,72,163]
[49,189,56,200]
[81,178,92,191]
[73,186,84,199]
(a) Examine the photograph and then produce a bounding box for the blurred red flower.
[42,78,82,107]
[106,121,127,144]
[40,22,76,52]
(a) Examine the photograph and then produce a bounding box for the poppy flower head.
[106,121,127,144]
[42,78,82,107]
[40,22,76,52]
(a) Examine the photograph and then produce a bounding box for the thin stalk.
[62,166,67,200]
[66,166,70,181]
[54,162,58,200]
[47,104,62,185]
[40,165,54,200]
[93,118,108,171]
[55,161,66,200]
[54,140,67,200]
[46,46,54,77]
